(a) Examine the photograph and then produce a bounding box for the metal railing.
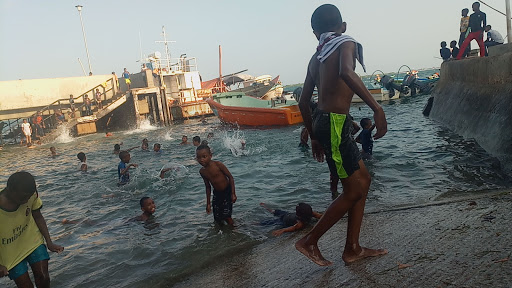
[1,77,119,143]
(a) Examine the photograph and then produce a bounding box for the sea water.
[0,95,510,287]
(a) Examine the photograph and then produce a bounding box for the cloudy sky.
[0,0,510,84]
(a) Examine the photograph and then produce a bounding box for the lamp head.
[75,5,82,11]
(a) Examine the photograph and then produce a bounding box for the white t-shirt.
[21,122,31,135]
[487,29,504,44]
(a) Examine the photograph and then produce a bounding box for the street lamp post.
[75,5,92,75]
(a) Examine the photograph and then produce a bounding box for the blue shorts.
[8,244,50,280]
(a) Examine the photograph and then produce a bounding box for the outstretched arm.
[160,168,172,179]
[272,221,305,236]
[339,42,387,140]
[312,211,323,219]
[32,209,64,253]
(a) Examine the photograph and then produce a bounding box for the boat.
[223,74,284,100]
[206,91,303,126]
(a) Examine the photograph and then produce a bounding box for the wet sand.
[170,190,512,287]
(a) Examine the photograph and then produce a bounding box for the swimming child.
[356,117,375,159]
[141,138,149,151]
[113,143,139,155]
[296,4,388,266]
[180,135,189,145]
[196,144,237,225]
[153,143,161,153]
[49,146,57,157]
[118,151,138,186]
[77,152,88,171]
[134,197,156,221]
[260,202,322,236]
[0,171,64,286]
[192,136,201,146]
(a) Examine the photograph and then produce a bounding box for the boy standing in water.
[196,144,237,225]
[118,151,138,185]
[0,171,64,287]
[77,152,88,171]
[296,4,388,266]
[356,117,375,159]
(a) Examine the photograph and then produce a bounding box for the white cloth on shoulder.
[316,32,366,72]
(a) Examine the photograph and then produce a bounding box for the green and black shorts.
[313,109,361,179]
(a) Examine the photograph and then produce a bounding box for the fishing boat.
[206,92,303,126]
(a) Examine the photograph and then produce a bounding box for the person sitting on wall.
[484,25,504,56]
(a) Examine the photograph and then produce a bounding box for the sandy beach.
[170,189,512,288]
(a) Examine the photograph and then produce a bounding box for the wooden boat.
[206,92,303,126]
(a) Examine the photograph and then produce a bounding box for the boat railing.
[151,57,198,73]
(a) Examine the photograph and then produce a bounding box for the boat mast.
[219,45,223,88]
[155,26,175,71]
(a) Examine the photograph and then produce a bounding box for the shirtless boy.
[295,4,388,266]
[196,144,237,225]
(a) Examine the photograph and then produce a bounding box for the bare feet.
[295,236,333,266]
[342,247,388,264]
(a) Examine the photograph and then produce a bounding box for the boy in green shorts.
[296,4,388,266]
[0,171,64,287]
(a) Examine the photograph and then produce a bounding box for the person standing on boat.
[456,2,486,59]
[296,4,388,266]
[459,8,471,58]
[122,68,131,90]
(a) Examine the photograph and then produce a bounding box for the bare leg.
[13,272,34,288]
[296,161,370,266]
[342,160,388,264]
[30,259,50,288]
[259,203,274,214]
[226,217,234,226]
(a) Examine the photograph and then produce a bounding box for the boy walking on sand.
[196,144,237,225]
[457,2,486,59]
[296,4,388,266]
[0,171,64,287]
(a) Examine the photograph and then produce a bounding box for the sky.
[0,0,510,85]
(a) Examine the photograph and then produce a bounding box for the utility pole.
[75,5,93,75]
[506,0,512,43]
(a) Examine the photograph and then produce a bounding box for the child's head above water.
[50,147,56,153]
[114,144,121,151]
[181,135,188,143]
[360,118,372,129]
[192,136,201,146]
[296,203,313,223]
[311,4,345,36]
[153,143,161,152]
[139,196,156,215]
[77,152,86,162]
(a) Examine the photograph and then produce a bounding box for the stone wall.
[429,48,512,170]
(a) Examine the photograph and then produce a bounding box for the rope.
[479,0,511,18]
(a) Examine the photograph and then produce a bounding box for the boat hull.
[206,98,303,126]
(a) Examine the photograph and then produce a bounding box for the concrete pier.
[429,43,512,171]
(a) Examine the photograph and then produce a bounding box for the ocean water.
[0,94,510,287]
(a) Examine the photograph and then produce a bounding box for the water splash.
[124,119,159,135]
[54,125,74,143]
[222,129,249,157]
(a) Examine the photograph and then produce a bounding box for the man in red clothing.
[457,2,486,59]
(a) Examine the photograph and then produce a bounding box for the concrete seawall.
[429,46,512,171]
